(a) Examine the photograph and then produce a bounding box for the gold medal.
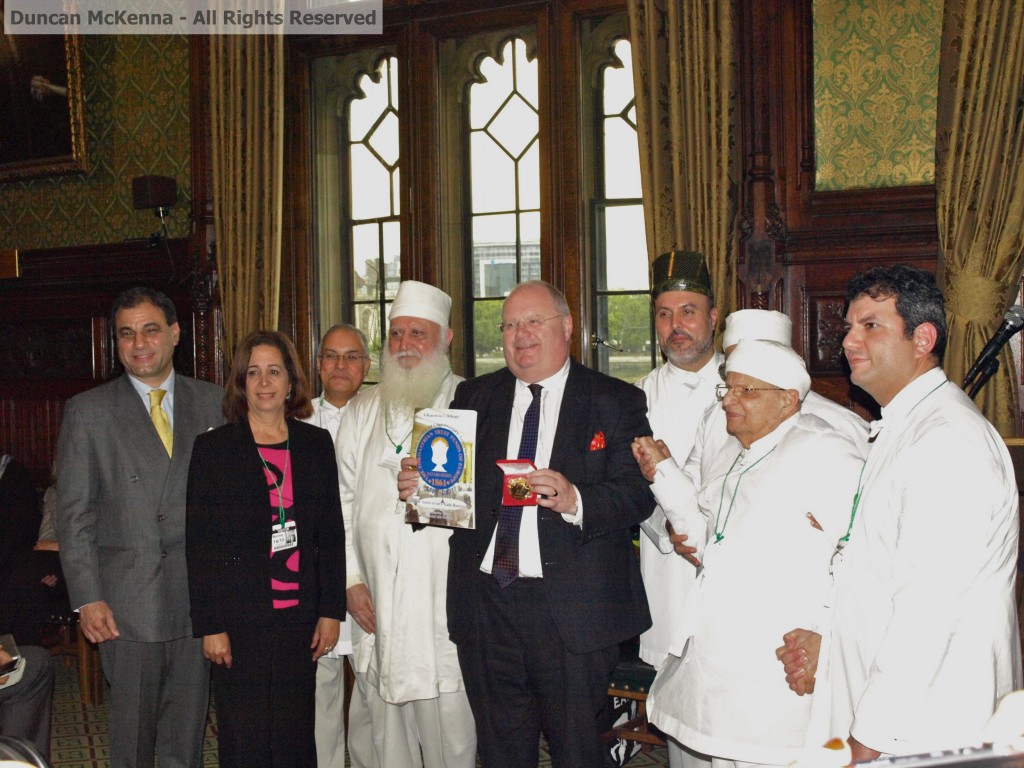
[508,477,532,500]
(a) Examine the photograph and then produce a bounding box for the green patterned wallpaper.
[814,0,941,191]
[0,35,192,250]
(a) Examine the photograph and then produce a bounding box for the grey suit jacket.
[56,372,225,643]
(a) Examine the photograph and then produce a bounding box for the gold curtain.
[627,0,737,325]
[936,0,1024,436]
[209,33,285,361]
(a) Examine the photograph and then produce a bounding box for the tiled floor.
[48,658,218,768]
[48,657,669,767]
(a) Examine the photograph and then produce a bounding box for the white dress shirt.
[128,370,175,428]
[305,395,347,443]
[480,358,580,578]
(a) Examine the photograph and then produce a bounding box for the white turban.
[723,309,792,349]
[389,280,452,328]
[725,339,810,399]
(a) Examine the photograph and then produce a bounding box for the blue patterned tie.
[493,383,542,587]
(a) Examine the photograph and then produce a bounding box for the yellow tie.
[148,389,173,457]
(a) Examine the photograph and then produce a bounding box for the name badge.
[271,519,297,553]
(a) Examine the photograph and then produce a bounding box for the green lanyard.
[384,407,413,455]
[714,446,777,543]
[257,436,291,529]
[840,460,867,545]
[839,378,947,548]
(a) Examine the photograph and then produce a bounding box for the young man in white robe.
[781,264,1021,759]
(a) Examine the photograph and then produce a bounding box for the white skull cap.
[725,339,810,399]
[723,309,792,349]
[389,280,452,328]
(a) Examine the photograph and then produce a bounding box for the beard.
[378,344,452,410]
[660,330,714,368]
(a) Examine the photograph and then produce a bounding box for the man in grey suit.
[56,286,225,768]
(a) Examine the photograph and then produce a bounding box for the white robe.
[303,396,353,657]
[648,390,869,557]
[335,374,466,704]
[647,413,863,765]
[829,368,1021,755]
[634,353,723,667]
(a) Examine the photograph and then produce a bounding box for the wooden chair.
[603,643,666,751]
[46,615,104,706]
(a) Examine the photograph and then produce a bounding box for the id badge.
[271,519,298,552]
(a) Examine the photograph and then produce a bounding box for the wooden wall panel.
[0,395,65,487]
[0,238,217,484]
[737,0,940,416]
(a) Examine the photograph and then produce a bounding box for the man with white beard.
[335,281,476,768]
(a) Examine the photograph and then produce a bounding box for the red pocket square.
[589,431,606,451]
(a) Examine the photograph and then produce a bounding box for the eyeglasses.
[715,383,783,401]
[498,314,565,333]
[319,352,366,365]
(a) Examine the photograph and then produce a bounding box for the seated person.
[0,458,69,646]
[0,455,40,577]
[0,642,54,761]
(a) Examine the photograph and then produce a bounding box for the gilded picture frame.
[0,31,87,182]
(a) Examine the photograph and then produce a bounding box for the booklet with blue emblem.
[404,408,477,529]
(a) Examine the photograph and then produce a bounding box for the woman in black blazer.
[186,330,345,768]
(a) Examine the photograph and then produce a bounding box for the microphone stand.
[966,355,1000,400]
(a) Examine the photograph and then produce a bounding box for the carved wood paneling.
[0,238,216,481]
[805,292,848,375]
[738,0,939,410]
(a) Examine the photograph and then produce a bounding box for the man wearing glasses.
[399,280,655,767]
[641,339,863,768]
[308,323,372,435]
[303,323,374,768]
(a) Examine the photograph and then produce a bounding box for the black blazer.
[447,360,654,654]
[185,418,346,635]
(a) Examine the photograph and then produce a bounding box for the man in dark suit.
[402,280,654,767]
[56,286,225,768]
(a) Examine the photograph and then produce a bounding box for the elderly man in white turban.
[640,340,864,768]
[634,310,868,560]
[336,280,476,768]
[699,310,869,468]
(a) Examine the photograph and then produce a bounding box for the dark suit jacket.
[56,373,225,642]
[448,360,654,654]
[185,418,346,635]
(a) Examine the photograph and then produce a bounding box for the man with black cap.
[644,339,864,768]
[634,250,721,768]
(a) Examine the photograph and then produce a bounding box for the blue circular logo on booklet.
[416,427,466,490]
